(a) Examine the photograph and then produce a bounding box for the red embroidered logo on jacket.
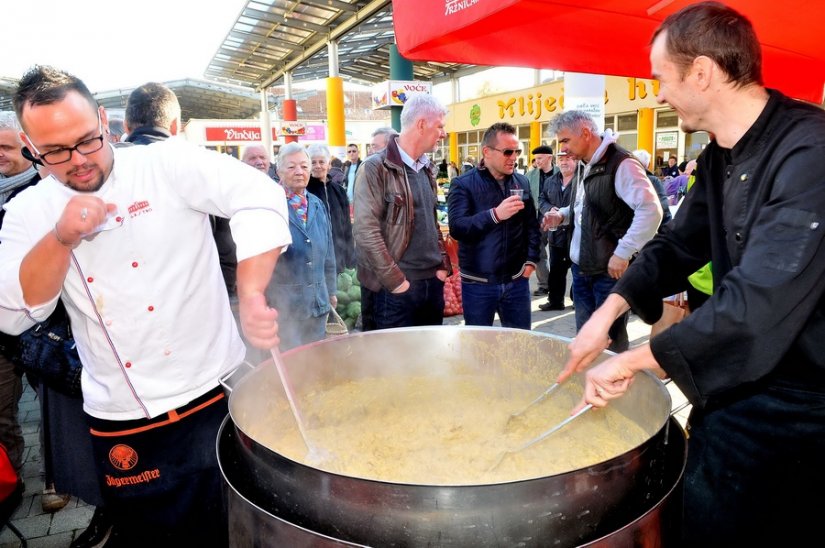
[128,200,152,217]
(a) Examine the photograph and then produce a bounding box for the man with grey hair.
[631,148,671,229]
[544,110,661,351]
[353,94,452,330]
[369,126,398,155]
[0,112,38,478]
[242,144,272,175]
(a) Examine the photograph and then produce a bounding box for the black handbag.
[17,301,82,398]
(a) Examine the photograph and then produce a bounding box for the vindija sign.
[204,127,277,141]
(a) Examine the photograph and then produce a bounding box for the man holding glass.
[447,122,541,329]
[543,111,661,351]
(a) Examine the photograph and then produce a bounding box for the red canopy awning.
[393,0,825,104]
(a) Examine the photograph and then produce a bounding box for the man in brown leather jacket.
[353,94,452,330]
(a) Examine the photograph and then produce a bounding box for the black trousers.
[547,245,571,306]
[682,383,825,547]
[87,387,229,547]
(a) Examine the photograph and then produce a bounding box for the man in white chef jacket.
[0,65,290,546]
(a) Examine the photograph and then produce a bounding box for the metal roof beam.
[227,30,301,52]
[258,0,390,90]
[299,0,358,12]
[243,7,331,35]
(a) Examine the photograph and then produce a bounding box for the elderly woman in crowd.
[307,143,356,274]
[266,142,338,351]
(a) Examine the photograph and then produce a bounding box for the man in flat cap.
[527,145,558,296]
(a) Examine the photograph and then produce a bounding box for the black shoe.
[532,288,549,296]
[538,302,566,311]
[71,507,114,548]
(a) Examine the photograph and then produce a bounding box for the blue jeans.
[571,264,628,351]
[374,277,444,329]
[461,276,531,329]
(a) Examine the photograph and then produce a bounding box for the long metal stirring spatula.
[489,404,594,472]
[506,382,561,425]
[269,347,331,466]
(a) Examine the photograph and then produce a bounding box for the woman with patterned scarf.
[264,142,338,351]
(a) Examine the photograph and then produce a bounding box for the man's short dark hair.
[482,122,517,147]
[125,82,181,131]
[653,1,762,88]
[13,65,98,126]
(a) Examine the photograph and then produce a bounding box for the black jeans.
[360,286,377,332]
[682,383,825,547]
[547,245,571,307]
[374,277,444,329]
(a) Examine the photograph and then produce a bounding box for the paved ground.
[0,272,689,547]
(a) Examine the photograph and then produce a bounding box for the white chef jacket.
[0,139,290,420]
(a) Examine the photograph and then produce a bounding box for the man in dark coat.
[560,3,825,546]
[448,122,541,329]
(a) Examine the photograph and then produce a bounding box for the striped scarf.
[0,166,37,206]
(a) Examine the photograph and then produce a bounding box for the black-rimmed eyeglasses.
[27,113,105,166]
[489,147,522,157]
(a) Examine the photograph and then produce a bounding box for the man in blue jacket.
[448,122,541,329]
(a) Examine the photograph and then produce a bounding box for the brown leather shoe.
[41,485,71,513]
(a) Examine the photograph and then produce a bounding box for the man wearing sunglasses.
[343,143,361,202]
[0,66,291,546]
[447,122,541,329]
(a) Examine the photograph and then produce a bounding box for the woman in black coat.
[306,144,356,274]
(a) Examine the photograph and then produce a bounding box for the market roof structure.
[0,77,18,112]
[205,0,477,90]
[94,79,278,122]
[0,77,277,122]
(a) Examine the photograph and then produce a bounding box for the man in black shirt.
[560,3,825,545]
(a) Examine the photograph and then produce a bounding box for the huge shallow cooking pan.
[222,326,674,546]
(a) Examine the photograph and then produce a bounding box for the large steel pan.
[218,415,687,547]
[223,326,673,546]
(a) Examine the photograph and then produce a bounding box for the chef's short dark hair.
[14,65,98,126]
[653,1,762,88]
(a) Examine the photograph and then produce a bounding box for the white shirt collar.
[397,144,430,173]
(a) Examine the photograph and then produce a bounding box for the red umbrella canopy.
[393,0,825,104]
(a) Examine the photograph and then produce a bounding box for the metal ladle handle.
[517,404,594,453]
[270,348,315,454]
[489,404,594,473]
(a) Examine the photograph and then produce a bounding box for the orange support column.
[326,76,346,159]
[530,121,541,154]
[637,108,655,169]
[282,99,298,144]
[450,132,458,166]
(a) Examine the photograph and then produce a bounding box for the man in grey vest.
[543,110,661,351]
